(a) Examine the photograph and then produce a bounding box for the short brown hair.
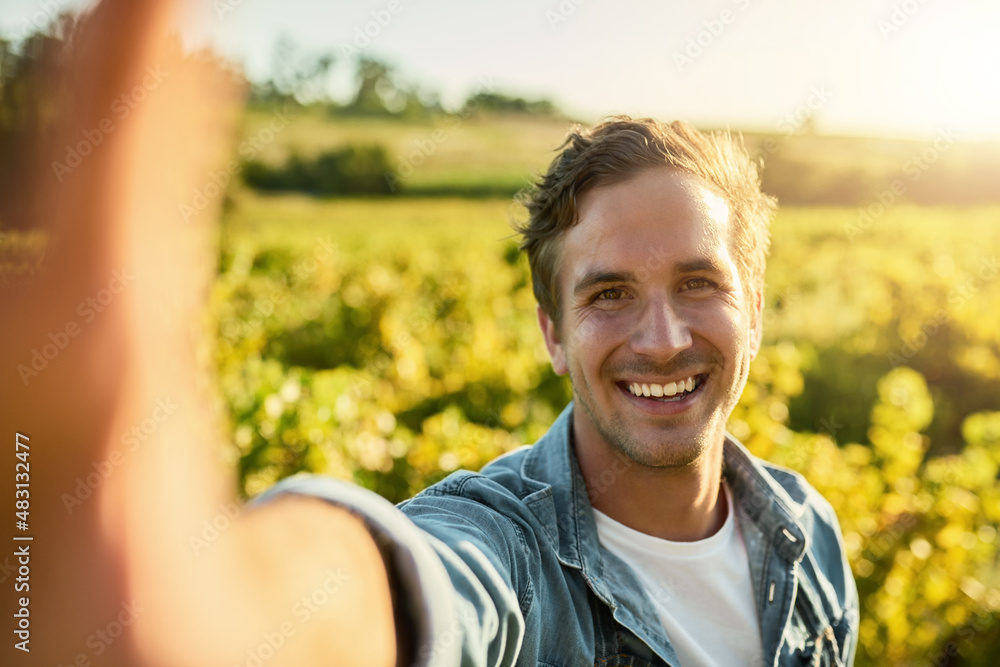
[516,116,776,323]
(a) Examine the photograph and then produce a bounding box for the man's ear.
[537,305,568,376]
[749,289,763,359]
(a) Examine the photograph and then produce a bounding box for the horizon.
[2,0,999,142]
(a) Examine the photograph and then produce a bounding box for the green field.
[238,106,1000,205]
[239,108,572,195]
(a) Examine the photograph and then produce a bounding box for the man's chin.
[574,387,727,467]
[599,419,720,470]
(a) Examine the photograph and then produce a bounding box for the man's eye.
[595,288,625,301]
[683,278,714,290]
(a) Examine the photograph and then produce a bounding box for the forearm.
[139,495,397,667]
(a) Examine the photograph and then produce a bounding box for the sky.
[3,0,1000,140]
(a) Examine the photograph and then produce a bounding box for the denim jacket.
[260,403,859,666]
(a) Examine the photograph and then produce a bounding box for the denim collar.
[519,402,809,596]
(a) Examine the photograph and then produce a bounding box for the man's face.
[538,167,762,468]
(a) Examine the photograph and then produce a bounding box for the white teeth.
[626,376,699,398]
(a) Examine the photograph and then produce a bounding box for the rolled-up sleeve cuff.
[252,474,460,666]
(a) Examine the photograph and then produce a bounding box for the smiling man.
[259,117,859,666]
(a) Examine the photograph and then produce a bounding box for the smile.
[624,374,705,400]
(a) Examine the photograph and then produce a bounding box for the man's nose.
[629,296,693,359]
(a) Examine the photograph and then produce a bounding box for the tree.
[250,35,334,106]
[339,56,433,117]
[462,91,559,117]
[0,14,77,230]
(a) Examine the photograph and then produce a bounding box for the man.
[260,118,860,665]
[3,3,855,663]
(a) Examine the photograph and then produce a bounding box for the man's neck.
[573,425,728,542]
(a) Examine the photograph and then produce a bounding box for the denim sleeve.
[820,497,861,667]
[800,483,860,666]
[253,474,526,667]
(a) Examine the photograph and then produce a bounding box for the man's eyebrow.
[675,258,729,275]
[572,270,638,297]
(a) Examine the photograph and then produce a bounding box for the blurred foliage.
[335,56,437,119]
[0,10,244,231]
[247,34,334,107]
[200,193,1000,665]
[243,144,396,195]
[741,362,1000,665]
[212,195,564,501]
[0,13,77,230]
[764,206,1000,452]
[462,91,560,117]
[0,227,46,288]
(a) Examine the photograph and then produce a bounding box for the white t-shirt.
[592,483,763,667]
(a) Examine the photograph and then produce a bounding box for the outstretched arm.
[0,1,395,664]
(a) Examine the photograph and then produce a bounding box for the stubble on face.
[568,348,738,470]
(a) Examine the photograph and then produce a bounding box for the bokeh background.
[2,0,1000,664]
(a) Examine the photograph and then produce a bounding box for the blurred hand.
[0,1,395,665]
